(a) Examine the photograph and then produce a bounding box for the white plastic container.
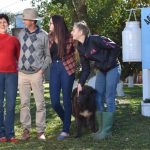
[122,21,141,62]
[128,76,134,88]
[141,101,150,117]
[116,81,125,97]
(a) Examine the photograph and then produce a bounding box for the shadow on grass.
[1,84,150,150]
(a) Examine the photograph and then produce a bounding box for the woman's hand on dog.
[77,83,82,95]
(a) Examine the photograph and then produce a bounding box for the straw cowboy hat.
[22,8,40,20]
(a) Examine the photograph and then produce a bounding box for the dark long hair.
[0,13,9,25]
[51,15,69,58]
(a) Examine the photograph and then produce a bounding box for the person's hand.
[77,83,82,96]
[38,69,44,74]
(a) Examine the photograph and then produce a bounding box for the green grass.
[1,84,150,150]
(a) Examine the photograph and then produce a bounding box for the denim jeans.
[0,73,18,138]
[95,66,121,112]
[49,61,75,133]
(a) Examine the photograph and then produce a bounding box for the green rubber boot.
[93,112,114,140]
[92,111,102,137]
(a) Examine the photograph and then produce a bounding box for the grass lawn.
[1,83,150,150]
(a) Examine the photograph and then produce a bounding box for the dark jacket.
[77,35,120,86]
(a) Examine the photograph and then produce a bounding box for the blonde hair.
[74,21,90,36]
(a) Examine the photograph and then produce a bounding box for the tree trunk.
[71,0,88,22]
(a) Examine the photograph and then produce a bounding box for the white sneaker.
[37,132,46,141]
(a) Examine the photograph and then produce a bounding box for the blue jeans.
[95,66,121,112]
[49,61,75,133]
[0,73,18,138]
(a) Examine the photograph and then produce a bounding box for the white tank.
[122,21,141,62]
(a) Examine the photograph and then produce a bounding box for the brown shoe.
[37,132,46,141]
[21,129,30,141]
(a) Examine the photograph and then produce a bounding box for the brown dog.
[72,85,97,138]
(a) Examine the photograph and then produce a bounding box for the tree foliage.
[31,0,150,81]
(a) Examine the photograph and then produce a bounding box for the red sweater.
[0,33,20,72]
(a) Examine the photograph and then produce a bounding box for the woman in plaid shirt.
[49,15,75,140]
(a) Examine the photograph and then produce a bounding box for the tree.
[31,0,150,81]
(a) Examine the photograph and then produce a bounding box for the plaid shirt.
[49,33,75,75]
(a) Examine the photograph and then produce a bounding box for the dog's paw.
[80,110,93,117]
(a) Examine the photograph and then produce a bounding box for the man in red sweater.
[0,13,20,143]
